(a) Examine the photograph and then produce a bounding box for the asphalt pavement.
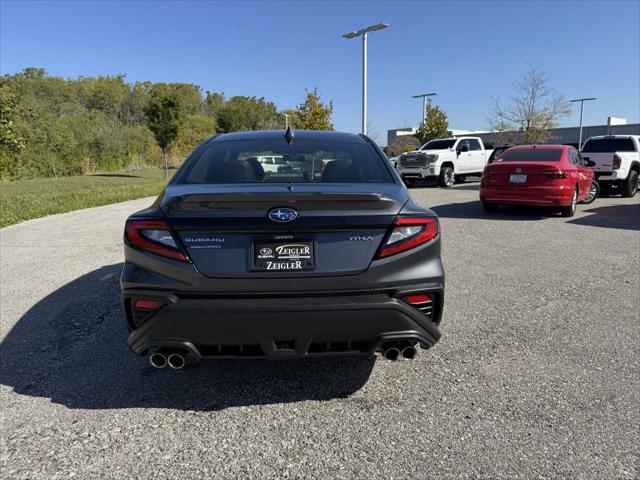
[1,181,638,479]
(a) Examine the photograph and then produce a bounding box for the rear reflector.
[378,217,438,258]
[133,299,162,310]
[125,220,189,262]
[406,293,432,305]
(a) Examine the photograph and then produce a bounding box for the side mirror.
[457,144,469,155]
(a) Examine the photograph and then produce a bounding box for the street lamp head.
[412,92,437,98]
[570,97,596,102]
[342,22,389,39]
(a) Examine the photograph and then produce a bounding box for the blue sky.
[1,0,639,141]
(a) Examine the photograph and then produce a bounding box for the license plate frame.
[252,239,315,272]
[509,173,527,184]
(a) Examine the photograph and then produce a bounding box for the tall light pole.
[342,22,389,135]
[570,97,596,149]
[412,92,437,124]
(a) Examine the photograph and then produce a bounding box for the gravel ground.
[1,181,638,479]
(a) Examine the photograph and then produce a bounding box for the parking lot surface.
[1,181,638,479]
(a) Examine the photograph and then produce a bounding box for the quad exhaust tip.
[383,347,401,361]
[402,345,417,360]
[382,343,419,361]
[149,352,167,368]
[167,353,186,370]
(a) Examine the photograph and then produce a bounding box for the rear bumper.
[595,171,622,182]
[122,286,443,359]
[480,185,573,206]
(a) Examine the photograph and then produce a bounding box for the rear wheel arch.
[630,161,640,173]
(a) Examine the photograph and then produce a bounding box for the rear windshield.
[420,139,455,150]
[582,138,636,153]
[175,139,393,184]
[499,148,563,162]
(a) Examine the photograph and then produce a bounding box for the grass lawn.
[0,169,172,228]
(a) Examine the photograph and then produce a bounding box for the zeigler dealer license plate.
[253,240,315,271]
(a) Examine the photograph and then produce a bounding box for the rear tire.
[439,167,455,188]
[621,170,638,197]
[483,202,499,213]
[580,180,599,204]
[560,187,578,217]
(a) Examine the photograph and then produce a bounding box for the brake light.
[377,217,438,258]
[125,220,189,262]
[540,170,568,179]
[613,154,621,170]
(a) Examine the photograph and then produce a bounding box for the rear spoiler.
[166,192,384,210]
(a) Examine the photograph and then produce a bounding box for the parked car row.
[395,134,638,217]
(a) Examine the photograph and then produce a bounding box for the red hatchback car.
[480,145,598,217]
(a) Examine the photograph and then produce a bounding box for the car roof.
[211,130,367,143]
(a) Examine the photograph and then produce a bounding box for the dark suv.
[121,130,444,369]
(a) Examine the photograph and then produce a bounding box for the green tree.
[294,88,334,130]
[143,84,186,178]
[217,96,278,132]
[414,100,450,144]
[0,80,25,153]
[203,91,225,117]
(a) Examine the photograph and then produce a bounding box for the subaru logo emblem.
[268,207,298,223]
[515,167,522,173]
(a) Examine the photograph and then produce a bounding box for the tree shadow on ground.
[0,264,374,411]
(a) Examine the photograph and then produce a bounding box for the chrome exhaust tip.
[167,353,186,370]
[401,345,418,360]
[149,352,167,369]
[383,347,401,361]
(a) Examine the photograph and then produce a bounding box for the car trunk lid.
[160,183,408,277]
[484,161,566,186]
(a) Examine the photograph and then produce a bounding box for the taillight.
[540,170,568,179]
[125,219,189,262]
[377,217,438,258]
[613,154,621,170]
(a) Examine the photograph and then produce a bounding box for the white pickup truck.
[397,137,493,188]
[581,135,639,197]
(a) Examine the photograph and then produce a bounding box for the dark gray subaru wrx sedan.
[121,129,444,369]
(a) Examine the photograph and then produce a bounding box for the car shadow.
[431,200,551,220]
[0,264,374,411]
[568,203,640,231]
